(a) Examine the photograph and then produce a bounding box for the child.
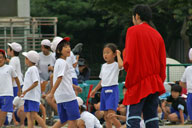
[47,38,80,128]
[180,48,192,123]
[162,85,187,125]
[90,43,123,128]
[7,42,23,97]
[21,50,47,128]
[76,97,102,128]
[0,49,21,126]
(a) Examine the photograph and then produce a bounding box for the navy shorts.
[57,99,80,124]
[24,100,39,112]
[13,85,23,97]
[0,96,13,112]
[187,93,192,120]
[170,107,187,120]
[100,85,119,111]
[72,78,78,86]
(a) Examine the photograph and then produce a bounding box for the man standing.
[123,4,166,128]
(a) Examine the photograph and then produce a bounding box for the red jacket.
[123,23,166,105]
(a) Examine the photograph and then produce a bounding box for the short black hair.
[171,85,182,94]
[133,4,152,22]
[104,43,117,53]
[42,45,51,50]
[9,46,19,56]
[55,39,70,59]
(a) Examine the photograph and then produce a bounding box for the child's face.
[61,45,71,59]
[171,91,180,99]
[103,47,116,63]
[7,47,13,57]
[0,53,5,67]
[25,57,33,67]
[41,45,49,55]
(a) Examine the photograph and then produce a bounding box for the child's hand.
[116,50,121,56]
[46,93,54,99]
[20,91,27,97]
[90,90,96,98]
[17,89,22,97]
[107,113,116,119]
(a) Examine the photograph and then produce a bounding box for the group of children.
[0,36,125,128]
[0,35,192,128]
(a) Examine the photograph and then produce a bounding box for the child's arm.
[21,81,38,97]
[179,109,184,124]
[116,50,123,69]
[14,77,21,96]
[72,84,83,93]
[90,80,102,98]
[179,81,186,88]
[47,76,62,98]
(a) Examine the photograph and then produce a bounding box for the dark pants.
[126,93,159,128]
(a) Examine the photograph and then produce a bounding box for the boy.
[162,85,187,125]
[21,50,47,128]
[0,49,21,126]
[180,48,192,123]
[7,42,23,97]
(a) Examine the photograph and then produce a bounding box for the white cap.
[189,48,192,61]
[8,42,22,52]
[41,39,51,47]
[22,50,40,64]
[77,96,83,106]
[51,37,63,52]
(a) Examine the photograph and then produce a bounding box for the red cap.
[63,37,70,42]
[0,49,6,58]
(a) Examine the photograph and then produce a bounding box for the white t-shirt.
[181,65,192,93]
[99,62,121,87]
[9,56,23,86]
[13,96,24,110]
[80,111,102,128]
[66,51,78,78]
[0,64,17,96]
[22,66,41,102]
[38,52,55,81]
[53,58,76,103]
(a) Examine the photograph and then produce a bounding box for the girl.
[0,49,21,126]
[90,43,123,128]
[47,38,80,128]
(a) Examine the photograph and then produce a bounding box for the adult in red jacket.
[123,4,166,128]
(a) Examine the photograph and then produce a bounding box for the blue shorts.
[72,78,78,86]
[57,99,80,124]
[187,93,192,120]
[24,100,39,112]
[100,85,119,111]
[14,109,20,122]
[170,107,187,120]
[13,85,23,97]
[0,96,13,112]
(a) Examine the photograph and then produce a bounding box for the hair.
[79,105,86,113]
[104,43,117,53]
[8,46,19,56]
[55,39,70,59]
[0,49,6,59]
[133,4,152,23]
[171,85,182,94]
[42,45,51,50]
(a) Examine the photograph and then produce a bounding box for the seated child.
[77,97,102,128]
[162,85,187,124]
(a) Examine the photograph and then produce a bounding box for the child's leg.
[33,112,47,128]
[107,109,121,128]
[52,120,67,128]
[0,111,7,126]
[17,106,26,127]
[168,113,180,122]
[104,111,112,128]
[68,120,78,128]
[26,112,34,128]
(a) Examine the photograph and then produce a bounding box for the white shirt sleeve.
[56,61,66,78]
[181,69,187,82]
[11,66,17,78]
[99,65,103,79]
[31,68,39,83]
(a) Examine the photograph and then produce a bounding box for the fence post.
[167,64,170,82]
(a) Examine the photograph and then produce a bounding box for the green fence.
[166,64,191,82]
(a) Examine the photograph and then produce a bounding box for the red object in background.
[86,84,93,111]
